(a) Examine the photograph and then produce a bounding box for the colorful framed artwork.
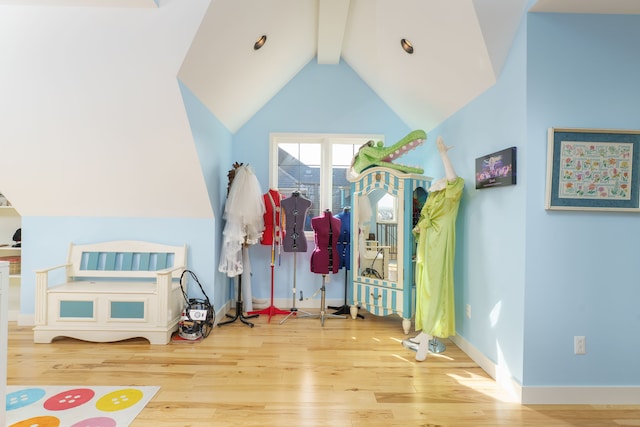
[475,147,517,189]
[545,128,640,212]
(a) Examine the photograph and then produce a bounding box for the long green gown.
[414,177,464,338]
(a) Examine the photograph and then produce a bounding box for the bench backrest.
[67,240,187,280]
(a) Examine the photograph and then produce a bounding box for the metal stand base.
[401,337,447,354]
[298,275,346,326]
[280,252,312,325]
[328,268,363,318]
[218,300,258,328]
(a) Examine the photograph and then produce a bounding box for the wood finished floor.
[7,312,640,426]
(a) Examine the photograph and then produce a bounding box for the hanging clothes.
[414,177,464,338]
[218,165,265,277]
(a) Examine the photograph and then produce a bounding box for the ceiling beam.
[317,0,350,64]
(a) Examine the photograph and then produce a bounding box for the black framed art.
[475,147,517,189]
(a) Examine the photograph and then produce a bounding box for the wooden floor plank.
[6,313,640,426]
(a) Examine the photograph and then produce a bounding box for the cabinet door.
[351,169,404,289]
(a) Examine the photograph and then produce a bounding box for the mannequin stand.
[218,274,258,328]
[329,268,364,318]
[280,252,312,324]
[248,260,290,322]
[402,337,447,354]
[299,274,346,326]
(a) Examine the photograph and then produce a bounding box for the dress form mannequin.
[279,191,313,324]
[304,210,346,325]
[408,136,464,361]
[310,210,341,274]
[262,188,285,247]
[251,188,290,321]
[281,191,311,253]
[329,206,361,317]
[335,207,351,270]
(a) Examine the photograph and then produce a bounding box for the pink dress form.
[310,210,341,274]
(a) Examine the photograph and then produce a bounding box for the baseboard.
[15,298,348,329]
[449,334,522,403]
[521,386,640,404]
[251,298,346,311]
[450,334,640,404]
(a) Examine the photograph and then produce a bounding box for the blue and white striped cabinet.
[349,167,430,334]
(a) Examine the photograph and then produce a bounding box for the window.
[270,133,383,233]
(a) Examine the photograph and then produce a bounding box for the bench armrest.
[35,264,72,274]
[156,265,186,276]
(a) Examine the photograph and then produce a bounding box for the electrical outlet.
[574,336,586,355]
[465,304,471,319]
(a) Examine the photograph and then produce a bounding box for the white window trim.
[269,132,384,212]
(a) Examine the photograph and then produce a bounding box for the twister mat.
[5,385,159,427]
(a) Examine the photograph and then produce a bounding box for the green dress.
[414,177,464,338]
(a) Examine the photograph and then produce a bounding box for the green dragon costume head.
[350,129,426,176]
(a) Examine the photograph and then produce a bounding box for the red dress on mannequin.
[310,210,341,274]
[261,189,284,247]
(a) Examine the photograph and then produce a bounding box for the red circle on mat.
[9,416,60,427]
[43,388,95,411]
[70,417,116,427]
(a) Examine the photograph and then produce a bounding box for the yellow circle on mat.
[95,388,144,412]
[10,416,60,427]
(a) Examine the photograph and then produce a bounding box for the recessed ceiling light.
[254,35,267,50]
[401,38,414,54]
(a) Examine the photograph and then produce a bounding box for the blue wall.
[18,81,233,321]
[179,81,234,311]
[524,12,640,387]
[21,216,215,314]
[424,9,640,392]
[233,59,417,303]
[427,10,528,384]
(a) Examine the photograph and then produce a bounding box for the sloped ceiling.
[178,0,640,133]
[179,0,528,133]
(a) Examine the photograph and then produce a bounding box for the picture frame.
[545,128,640,212]
[475,147,517,189]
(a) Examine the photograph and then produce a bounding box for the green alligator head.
[351,130,426,175]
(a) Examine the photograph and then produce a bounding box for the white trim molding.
[451,334,640,404]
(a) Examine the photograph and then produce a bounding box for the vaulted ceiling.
[177,0,640,133]
[178,0,528,133]
[2,0,639,136]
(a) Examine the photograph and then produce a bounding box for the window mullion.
[320,138,333,212]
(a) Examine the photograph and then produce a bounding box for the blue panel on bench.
[80,252,175,272]
[60,301,94,318]
[137,253,150,271]
[111,301,145,319]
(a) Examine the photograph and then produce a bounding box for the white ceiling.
[179,0,529,133]
[4,0,639,135]
[177,0,640,134]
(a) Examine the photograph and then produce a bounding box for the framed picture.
[545,128,640,212]
[475,147,517,189]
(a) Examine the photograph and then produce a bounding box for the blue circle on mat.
[6,387,47,411]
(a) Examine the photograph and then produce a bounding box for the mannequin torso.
[281,192,312,252]
[310,210,341,274]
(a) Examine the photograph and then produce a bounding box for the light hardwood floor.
[7,312,640,426]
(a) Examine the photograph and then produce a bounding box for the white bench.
[33,240,187,345]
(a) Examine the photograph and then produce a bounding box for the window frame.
[269,132,384,236]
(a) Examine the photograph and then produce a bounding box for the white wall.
[0,0,212,218]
